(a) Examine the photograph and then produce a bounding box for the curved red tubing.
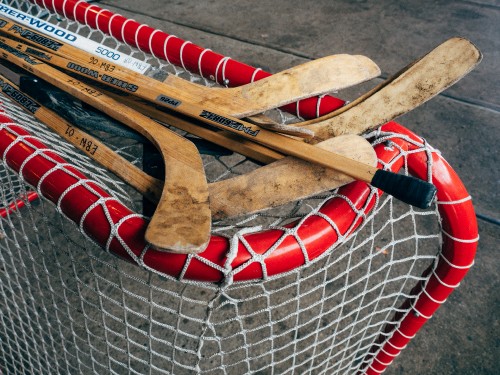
[0,1,477,373]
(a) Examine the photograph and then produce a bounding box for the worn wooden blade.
[298,37,483,142]
[209,134,377,219]
[0,18,380,117]
[0,42,211,254]
[163,54,380,117]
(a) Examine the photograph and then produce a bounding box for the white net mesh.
[0,1,455,374]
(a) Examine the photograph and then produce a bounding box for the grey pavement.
[100,1,499,374]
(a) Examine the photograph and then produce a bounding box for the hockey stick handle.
[27,0,346,119]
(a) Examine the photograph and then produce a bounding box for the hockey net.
[0,1,478,374]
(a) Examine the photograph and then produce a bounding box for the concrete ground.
[98,1,498,373]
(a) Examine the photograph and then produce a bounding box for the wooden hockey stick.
[0,39,437,210]
[0,13,350,139]
[0,32,316,139]
[3,27,481,147]
[0,17,380,119]
[297,37,483,142]
[0,67,375,221]
[0,42,212,254]
[208,37,482,217]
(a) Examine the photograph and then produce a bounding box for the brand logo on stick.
[65,62,139,92]
[199,110,260,137]
[7,24,64,51]
[156,94,182,107]
[0,79,40,114]
[0,5,77,43]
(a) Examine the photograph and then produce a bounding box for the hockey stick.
[0,39,437,210]
[0,7,343,134]
[0,16,380,119]
[297,37,483,142]
[0,42,212,254]
[0,65,376,221]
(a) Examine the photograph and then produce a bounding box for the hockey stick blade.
[298,37,483,142]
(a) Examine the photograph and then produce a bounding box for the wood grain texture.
[209,135,377,219]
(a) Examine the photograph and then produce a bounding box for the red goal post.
[0,1,479,374]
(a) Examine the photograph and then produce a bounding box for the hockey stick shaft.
[108,92,285,164]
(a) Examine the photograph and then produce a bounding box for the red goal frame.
[0,1,479,373]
